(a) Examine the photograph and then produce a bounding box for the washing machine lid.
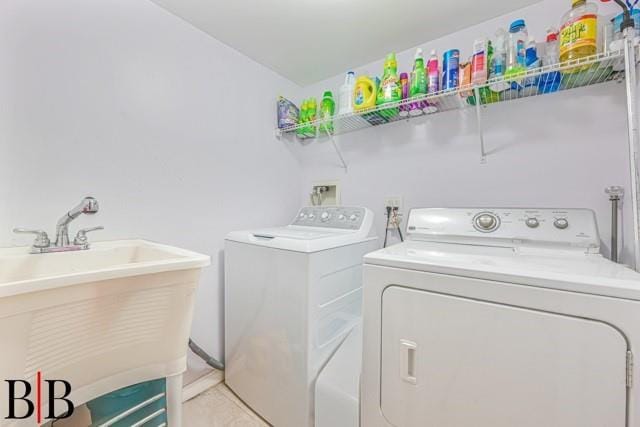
[365,240,640,300]
[225,207,377,253]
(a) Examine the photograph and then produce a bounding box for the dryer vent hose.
[189,338,225,371]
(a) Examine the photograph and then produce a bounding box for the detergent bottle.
[471,38,489,85]
[399,72,410,117]
[560,0,598,70]
[409,48,428,116]
[506,19,528,80]
[376,53,401,119]
[426,50,440,94]
[338,72,355,115]
[538,29,562,93]
[297,100,308,138]
[490,28,511,93]
[305,98,318,138]
[319,91,335,134]
[353,76,377,112]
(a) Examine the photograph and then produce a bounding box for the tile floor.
[183,383,270,427]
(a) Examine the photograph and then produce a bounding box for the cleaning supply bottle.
[490,28,511,93]
[297,100,308,138]
[560,0,598,69]
[539,29,562,93]
[338,72,355,115]
[471,38,489,85]
[353,76,377,112]
[426,49,440,93]
[376,53,401,119]
[504,19,528,98]
[521,36,540,96]
[305,98,318,138]
[399,72,410,117]
[506,19,528,78]
[409,48,427,116]
[319,91,335,134]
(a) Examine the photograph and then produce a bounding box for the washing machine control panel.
[407,208,600,250]
[294,207,366,230]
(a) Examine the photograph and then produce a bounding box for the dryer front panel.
[380,286,628,427]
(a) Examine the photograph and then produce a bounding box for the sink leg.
[166,374,183,426]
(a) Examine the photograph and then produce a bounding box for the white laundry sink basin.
[0,240,210,426]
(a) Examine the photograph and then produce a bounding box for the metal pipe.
[607,186,625,263]
[612,198,619,263]
[623,31,640,270]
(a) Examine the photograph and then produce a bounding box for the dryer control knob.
[321,212,331,222]
[349,214,359,222]
[308,213,316,220]
[474,213,499,232]
[338,214,346,221]
[525,217,540,228]
[554,218,569,230]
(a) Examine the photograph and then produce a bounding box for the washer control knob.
[349,214,359,222]
[321,212,331,222]
[525,217,540,228]
[308,213,316,220]
[338,214,346,221]
[474,213,499,232]
[554,218,569,230]
[299,212,307,219]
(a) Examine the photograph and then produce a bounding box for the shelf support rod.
[323,122,348,171]
[624,30,640,271]
[474,87,487,164]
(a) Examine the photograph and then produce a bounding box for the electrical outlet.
[384,196,403,210]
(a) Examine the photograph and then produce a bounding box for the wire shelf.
[278,50,625,139]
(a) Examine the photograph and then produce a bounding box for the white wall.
[0,0,635,364]
[0,0,302,361]
[291,0,636,264]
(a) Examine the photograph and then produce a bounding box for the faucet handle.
[13,228,51,248]
[74,226,104,245]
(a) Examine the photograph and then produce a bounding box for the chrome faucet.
[55,196,100,246]
[14,196,103,254]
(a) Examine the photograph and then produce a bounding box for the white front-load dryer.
[359,207,640,427]
[224,206,377,427]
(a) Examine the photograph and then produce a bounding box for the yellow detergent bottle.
[353,76,377,112]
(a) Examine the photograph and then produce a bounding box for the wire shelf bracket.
[322,123,348,171]
[474,87,488,164]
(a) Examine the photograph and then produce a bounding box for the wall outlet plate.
[384,196,403,230]
[384,196,403,209]
[310,180,341,206]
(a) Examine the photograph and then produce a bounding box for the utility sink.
[0,240,210,426]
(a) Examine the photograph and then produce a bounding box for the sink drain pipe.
[189,339,224,371]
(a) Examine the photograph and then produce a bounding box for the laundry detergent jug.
[353,76,377,112]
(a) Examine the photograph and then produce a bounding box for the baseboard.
[182,369,224,402]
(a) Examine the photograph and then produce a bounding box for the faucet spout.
[55,197,99,246]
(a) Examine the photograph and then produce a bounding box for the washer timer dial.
[473,212,500,232]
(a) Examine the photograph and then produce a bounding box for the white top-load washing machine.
[358,208,640,427]
[225,206,377,427]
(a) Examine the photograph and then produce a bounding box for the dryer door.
[381,286,628,427]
